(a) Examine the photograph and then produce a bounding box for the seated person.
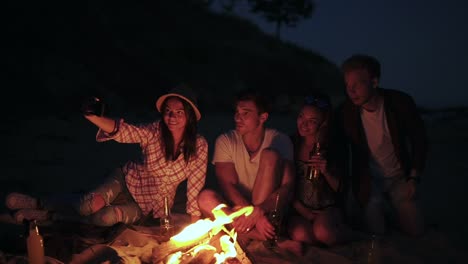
[6,85,208,226]
[197,89,295,242]
[288,95,365,246]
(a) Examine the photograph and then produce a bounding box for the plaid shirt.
[96,119,208,217]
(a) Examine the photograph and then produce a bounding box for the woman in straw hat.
[6,85,208,226]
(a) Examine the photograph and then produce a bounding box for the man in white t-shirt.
[198,89,295,241]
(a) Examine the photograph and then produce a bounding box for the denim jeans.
[43,168,143,226]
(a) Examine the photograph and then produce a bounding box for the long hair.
[292,94,332,158]
[159,97,198,163]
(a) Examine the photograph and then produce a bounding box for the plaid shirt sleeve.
[186,136,208,216]
[96,119,158,144]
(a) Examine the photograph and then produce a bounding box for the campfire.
[152,204,254,264]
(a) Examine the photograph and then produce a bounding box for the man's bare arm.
[215,162,251,207]
[258,159,295,212]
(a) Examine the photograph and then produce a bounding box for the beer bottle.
[27,220,45,264]
[160,196,174,237]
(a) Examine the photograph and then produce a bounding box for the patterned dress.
[294,159,336,210]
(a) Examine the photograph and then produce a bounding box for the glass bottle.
[312,142,322,179]
[305,142,320,208]
[264,193,281,249]
[160,196,175,238]
[27,220,45,264]
[367,234,382,264]
[307,142,322,180]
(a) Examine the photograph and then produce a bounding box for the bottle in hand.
[264,193,282,248]
[27,220,45,264]
[307,142,322,180]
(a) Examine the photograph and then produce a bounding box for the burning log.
[164,244,216,264]
[154,231,250,264]
[151,204,254,264]
[152,232,211,263]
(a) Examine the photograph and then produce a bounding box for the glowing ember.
[165,204,253,264]
[214,234,237,264]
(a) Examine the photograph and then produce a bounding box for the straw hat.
[156,85,201,121]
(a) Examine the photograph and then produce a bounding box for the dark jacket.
[336,88,428,206]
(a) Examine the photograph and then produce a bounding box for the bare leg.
[197,189,228,217]
[314,207,368,246]
[287,214,321,245]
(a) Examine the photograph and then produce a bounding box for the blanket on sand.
[0,217,466,264]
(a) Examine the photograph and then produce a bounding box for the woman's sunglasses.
[304,96,330,109]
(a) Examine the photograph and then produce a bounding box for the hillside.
[5,0,344,118]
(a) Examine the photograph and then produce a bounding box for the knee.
[90,207,119,226]
[197,189,217,204]
[288,219,310,242]
[313,222,338,246]
[78,193,106,216]
[197,189,219,212]
[289,226,309,242]
[89,206,140,226]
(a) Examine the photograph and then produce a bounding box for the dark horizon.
[224,1,468,109]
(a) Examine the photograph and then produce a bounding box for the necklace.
[246,139,263,155]
[245,130,265,155]
[247,145,260,154]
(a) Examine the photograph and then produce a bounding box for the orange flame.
[166,204,253,263]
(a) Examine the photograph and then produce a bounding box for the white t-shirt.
[361,101,403,179]
[212,128,293,196]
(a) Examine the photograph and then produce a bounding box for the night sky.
[224,0,468,109]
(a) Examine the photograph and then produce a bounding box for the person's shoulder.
[266,128,293,143]
[217,129,237,138]
[196,134,208,146]
[215,130,239,143]
[266,128,287,137]
[139,120,161,135]
[145,120,161,128]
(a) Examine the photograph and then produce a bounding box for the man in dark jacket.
[336,54,427,236]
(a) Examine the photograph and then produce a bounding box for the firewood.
[152,234,211,263]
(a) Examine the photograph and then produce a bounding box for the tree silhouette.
[219,0,242,13]
[247,0,314,40]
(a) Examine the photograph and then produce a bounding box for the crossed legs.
[198,149,283,224]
